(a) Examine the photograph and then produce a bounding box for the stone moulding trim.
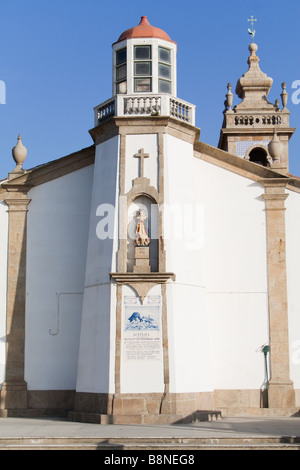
[110,272,175,303]
[0,146,95,191]
[4,198,31,211]
[89,116,200,146]
[110,272,175,283]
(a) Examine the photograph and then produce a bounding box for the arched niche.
[245,145,271,167]
[127,195,158,272]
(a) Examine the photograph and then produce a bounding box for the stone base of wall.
[214,388,299,418]
[0,390,75,417]
[0,389,299,422]
[69,391,219,424]
[295,389,300,408]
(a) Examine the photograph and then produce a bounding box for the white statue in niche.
[135,208,150,246]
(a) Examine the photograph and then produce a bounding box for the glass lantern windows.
[134,61,152,76]
[158,47,171,63]
[134,45,152,92]
[116,48,127,94]
[134,45,151,60]
[158,63,171,79]
[116,48,127,65]
[115,44,173,94]
[158,46,171,94]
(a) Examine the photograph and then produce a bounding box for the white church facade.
[0,16,299,423]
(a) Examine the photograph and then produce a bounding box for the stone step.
[220,407,300,418]
[68,410,222,425]
[0,436,299,450]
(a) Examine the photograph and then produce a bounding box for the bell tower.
[218,41,295,174]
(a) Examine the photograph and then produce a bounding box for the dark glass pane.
[116,48,127,65]
[134,78,152,92]
[134,61,151,76]
[158,63,171,79]
[134,45,151,60]
[159,47,171,63]
[158,79,171,93]
[117,64,127,81]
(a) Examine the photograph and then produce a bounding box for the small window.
[116,64,127,81]
[134,78,152,93]
[117,81,127,94]
[158,47,171,94]
[134,45,152,92]
[134,45,151,60]
[116,48,127,94]
[158,63,171,79]
[134,62,152,76]
[116,48,127,65]
[159,47,171,63]
[158,79,171,93]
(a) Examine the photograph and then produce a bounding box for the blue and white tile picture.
[125,305,160,331]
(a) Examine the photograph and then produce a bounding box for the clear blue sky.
[0,0,299,177]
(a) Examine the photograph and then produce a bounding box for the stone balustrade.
[94,94,196,126]
[225,111,290,128]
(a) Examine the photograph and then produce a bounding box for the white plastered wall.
[76,136,120,393]
[0,201,8,387]
[200,158,269,391]
[286,188,300,398]
[164,134,213,393]
[164,134,269,393]
[25,165,94,390]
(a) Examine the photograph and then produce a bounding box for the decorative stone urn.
[12,134,27,172]
[268,131,282,163]
[226,83,233,111]
[281,82,288,109]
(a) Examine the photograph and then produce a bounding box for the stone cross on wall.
[134,148,149,178]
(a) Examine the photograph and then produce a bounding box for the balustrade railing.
[94,94,195,126]
[229,113,286,127]
[170,98,191,123]
[96,98,115,122]
[124,96,161,115]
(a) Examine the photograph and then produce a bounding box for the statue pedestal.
[133,246,151,273]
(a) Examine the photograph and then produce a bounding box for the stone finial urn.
[281,82,288,109]
[226,83,233,110]
[268,131,282,163]
[12,134,27,171]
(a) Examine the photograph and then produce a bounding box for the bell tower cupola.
[112,16,177,96]
[94,16,195,125]
[218,39,295,174]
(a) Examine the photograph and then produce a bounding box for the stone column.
[0,187,30,411]
[262,180,295,409]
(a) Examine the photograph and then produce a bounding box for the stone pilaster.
[1,184,30,411]
[262,179,295,408]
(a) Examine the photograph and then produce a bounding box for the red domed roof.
[115,16,175,44]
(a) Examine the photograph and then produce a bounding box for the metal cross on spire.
[247,15,257,42]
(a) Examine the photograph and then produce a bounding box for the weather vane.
[247,15,257,42]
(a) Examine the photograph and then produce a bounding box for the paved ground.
[0,416,299,440]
